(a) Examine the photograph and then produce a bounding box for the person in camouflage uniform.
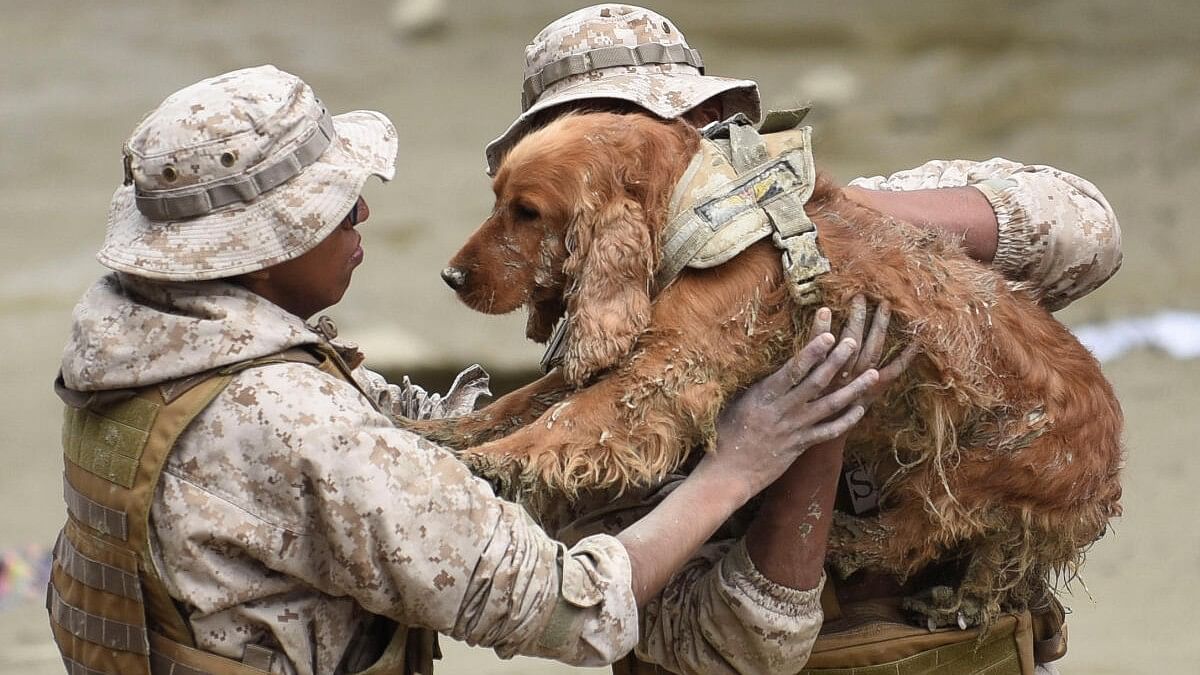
[50,65,895,675]
[483,5,1125,674]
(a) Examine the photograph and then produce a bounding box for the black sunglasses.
[343,198,364,227]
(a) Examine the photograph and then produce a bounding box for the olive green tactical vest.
[47,344,435,675]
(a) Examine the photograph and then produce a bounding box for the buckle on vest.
[774,230,830,306]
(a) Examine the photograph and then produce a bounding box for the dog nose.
[441,266,467,290]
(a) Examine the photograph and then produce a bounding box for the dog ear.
[560,196,654,387]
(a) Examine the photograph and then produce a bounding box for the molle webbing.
[49,347,340,675]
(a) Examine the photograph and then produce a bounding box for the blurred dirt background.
[1,1,1197,673]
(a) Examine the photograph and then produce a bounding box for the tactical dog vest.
[48,342,434,675]
[655,108,830,303]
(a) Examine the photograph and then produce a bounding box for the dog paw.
[901,585,986,631]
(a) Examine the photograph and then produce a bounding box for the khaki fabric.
[100,65,397,282]
[486,4,760,173]
[553,480,826,675]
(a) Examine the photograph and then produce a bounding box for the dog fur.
[407,112,1124,625]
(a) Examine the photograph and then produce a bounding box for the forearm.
[847,157,1122,309]
[618,471,746,606]
[842,185,998,264]
[744,437,846,590]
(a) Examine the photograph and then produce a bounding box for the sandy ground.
[1,1,1198,672]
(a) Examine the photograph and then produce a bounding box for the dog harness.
[541,109,831,373]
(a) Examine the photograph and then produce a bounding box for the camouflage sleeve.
[849,158,1122,310]
[157,363,637,666]
[636,539,823,675]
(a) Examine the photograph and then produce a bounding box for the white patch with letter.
[844,463,879,514]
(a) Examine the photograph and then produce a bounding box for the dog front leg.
[460,342,732,498]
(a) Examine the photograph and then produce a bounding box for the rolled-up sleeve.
[850,158,1122,310]
[637,539,823,675]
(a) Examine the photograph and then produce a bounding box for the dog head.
[444,112,698,386]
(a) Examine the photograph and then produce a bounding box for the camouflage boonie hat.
[100,65,397,281]
[484,4,761,174]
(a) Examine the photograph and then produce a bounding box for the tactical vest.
[48,341,437,675]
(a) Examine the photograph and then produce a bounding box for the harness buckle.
[774,230,830,306]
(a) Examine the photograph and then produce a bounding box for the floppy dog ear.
[561,196,654,387]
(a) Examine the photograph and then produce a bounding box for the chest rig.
[47,338,434,675]
[542,110,831,373]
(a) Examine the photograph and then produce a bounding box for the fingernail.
[841,338,857,351]
[820,332,835,346]
[818,308,831,320]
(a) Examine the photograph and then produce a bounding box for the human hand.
[814,295,920,409]
[694,316,878,504]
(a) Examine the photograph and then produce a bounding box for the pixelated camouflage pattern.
[485,4,761,173]
[59,274,638,675]
[100,65,397,282]
[551,480,826,674]
[849,157,1122,311]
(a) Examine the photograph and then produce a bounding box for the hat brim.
[99,110,398,282]
[485,72,760,174]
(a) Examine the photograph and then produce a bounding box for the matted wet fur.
[405,112,1124,627]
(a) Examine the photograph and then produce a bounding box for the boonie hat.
[99,65,397,281]
[484,4,761,174]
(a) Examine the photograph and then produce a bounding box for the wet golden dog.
[409,112,1123,625]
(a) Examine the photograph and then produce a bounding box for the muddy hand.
[821,295,920,408]
[700,320,878,501]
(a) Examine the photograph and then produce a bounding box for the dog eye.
[513,203,540,221]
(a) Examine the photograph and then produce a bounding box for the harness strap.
[655,118,829,305]
[63,476,130,540]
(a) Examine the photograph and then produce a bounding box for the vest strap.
[148,631,272,675]
[47,584,151,655]
[54,532,143,601]
[63,475,129,540]
[60,654,109,675]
